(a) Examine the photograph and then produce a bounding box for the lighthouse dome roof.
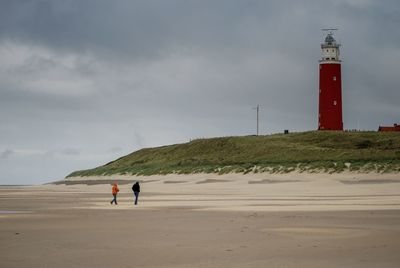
[325,34,336,44]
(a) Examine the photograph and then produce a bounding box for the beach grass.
[67,131,400,177]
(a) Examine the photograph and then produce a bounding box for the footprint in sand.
[196,179,231,184]
[261,227,370,239]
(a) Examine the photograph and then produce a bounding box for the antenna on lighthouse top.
[321,28,338,35]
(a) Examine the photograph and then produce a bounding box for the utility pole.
[253,105,260,136]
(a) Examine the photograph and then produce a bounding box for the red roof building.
[378,124,400,132]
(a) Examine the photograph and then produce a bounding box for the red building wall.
[378,124,400,132]
[318,63,343,130]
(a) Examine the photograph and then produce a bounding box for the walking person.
[132,182,140,205]
[110,183,119,205]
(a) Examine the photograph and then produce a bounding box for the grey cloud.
[0,149,14,159]
[0,0,217,61]
[106,147,123,154]
[0,1,341,61]
[60,148,80,156]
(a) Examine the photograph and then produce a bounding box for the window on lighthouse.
[333,76,336,81]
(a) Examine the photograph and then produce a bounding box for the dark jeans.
[111,194,117,204]
[134,191,139,205]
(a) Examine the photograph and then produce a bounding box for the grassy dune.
[67,131,400,177]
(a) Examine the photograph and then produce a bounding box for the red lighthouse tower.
[318,30,343,131]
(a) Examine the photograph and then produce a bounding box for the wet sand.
[1,172,400,267]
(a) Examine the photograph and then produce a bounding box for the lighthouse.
[318,30,343,131]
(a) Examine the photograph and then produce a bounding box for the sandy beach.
[1,172,400,267]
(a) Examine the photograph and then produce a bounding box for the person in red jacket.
[110,183,119,205]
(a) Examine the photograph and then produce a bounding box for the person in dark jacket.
[132,182,140,205]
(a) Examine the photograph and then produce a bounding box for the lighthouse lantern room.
[318,29,343,131]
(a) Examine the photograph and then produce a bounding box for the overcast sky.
[0,0,399,184]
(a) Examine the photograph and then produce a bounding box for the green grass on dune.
[67,131,400,177]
